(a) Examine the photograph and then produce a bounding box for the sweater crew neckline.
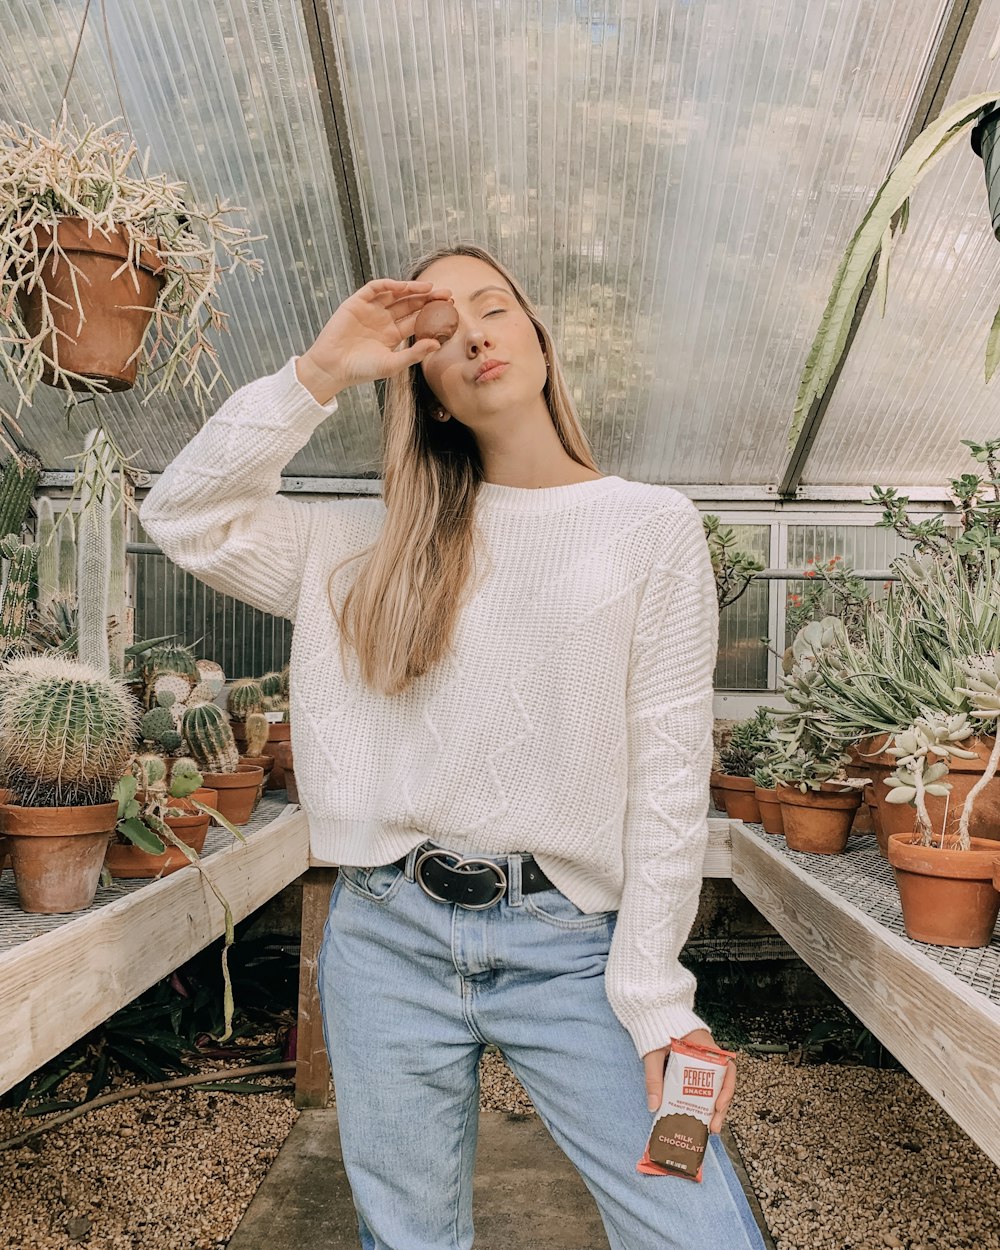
[476,474,624,514]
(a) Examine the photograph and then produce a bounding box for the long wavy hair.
[328,243,601,696]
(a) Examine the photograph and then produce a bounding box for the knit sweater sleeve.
[605,496,720,1058]
[138,358,341,621]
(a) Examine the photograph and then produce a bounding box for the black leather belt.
[391,841,555,910]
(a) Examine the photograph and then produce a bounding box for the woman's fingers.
[388,292,454,321]
[366,279,453,306]
[384,338,442,374]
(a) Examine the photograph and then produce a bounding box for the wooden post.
[295,867,336,1108]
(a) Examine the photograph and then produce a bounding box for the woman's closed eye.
[485,308,505,316]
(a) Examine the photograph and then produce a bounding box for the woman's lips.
[475,362,508,382]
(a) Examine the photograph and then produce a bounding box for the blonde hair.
[328,243,600,696]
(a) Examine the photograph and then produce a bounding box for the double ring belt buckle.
[413,848,507,910]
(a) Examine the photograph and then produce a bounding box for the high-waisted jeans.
[317,837,767,1250]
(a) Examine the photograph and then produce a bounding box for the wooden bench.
[0,797,307,1096]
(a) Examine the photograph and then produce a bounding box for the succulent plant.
[143,643,199,683]
[244,711,269,758]
[133,752,167,790]
[194,659,226,695]
[0,534,37,650]
[884,713,980,846]
[262,693,288,714]
[150,669,193,708]
[719,707,776,778]
[168,757,203,799]
[226,678,265,720]
[279,664,290,698]
[181,702,239,774]
[259,671,284,698]
[187,679,218,707]
[0,655,139,806]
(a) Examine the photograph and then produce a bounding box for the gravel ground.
[1,1012,998,1250]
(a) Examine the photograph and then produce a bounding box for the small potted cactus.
[105,753,239,878]
[887,662,1000,947]
[181,703,263,825]
[228,672,291,789]
[238,711,274,789]
[0,656,139,912]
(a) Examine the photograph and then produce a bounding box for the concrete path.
[226,1108,776,1249]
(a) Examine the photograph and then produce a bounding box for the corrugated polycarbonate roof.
[0,0,995,491]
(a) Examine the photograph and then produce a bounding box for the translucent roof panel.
[330,0,944,485]
[804,1,1000,488]
[0,0,375,475]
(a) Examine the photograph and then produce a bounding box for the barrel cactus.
[244,711,269,758]
[279,664,290,698]
[227,678,265,720]
[0,655,140,806]
[181,703,239,774]
[259,671,283,699]
[168,757,203,799]
[133,752,167,791]
[143,643,199,683]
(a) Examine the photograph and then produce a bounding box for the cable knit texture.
[139,357,719,1057]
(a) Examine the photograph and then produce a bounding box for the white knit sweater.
[139,357,720,1057]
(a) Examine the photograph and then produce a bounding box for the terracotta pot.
[232,720,290,789]
[888,833,1000,948]
[847,736,893,856]
[709,770,727,813]
[105,801,211,879]
[778,783,863,855]
[272,741,300,802]
[197,764,264,826]
[716,775,760,823]
[0,801,119,913]
[17,217,166,391]
[753,786,785,835]
[863,736,1000,856]
[0,786,10,872]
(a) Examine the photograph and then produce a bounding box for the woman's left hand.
[643,1027,736,1134]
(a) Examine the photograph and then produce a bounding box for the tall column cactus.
[0,450,42,540]
[108,476,127,676]
[57,507,76,599]
[0,534,38,652]
[76,429,113,675]
[35,496,60,617]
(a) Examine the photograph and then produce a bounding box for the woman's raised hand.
[295,278,454,404]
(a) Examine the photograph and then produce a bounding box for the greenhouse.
[1,1,1000,1248]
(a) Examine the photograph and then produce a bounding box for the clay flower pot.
[753,786,784,835]
[848,735,894,857]
[863,736,1000,858]
[0,801,119,913]
[0,785,11,872]
[716,775,760,823]
[888,833,1000,948]
[17,217,166,391]
[273,741,298,804]
[104,787,218,879]
[709,771,727,813]
[198,764,264,826]
[232,719,290,790]
[778,783,863,855]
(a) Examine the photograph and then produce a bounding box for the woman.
[141,244,766,1250]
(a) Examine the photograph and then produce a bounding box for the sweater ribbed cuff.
[618,1002,711,1059]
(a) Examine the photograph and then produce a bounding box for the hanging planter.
[888,834,1000,947]
[17,218,167,391]
[777,783,863,855]
[1,801,118,913]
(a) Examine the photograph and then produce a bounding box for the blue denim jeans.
[317,838,766,1250]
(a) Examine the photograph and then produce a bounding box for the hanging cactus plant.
[0,655,139,806]
[181,702,239,774]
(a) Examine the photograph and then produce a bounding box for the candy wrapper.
[636,1037,735,1181]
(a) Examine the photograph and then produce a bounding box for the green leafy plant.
[768,716,861,794]
[785,554,871,639]
[790,92,1000,449]
[719,707,776,777]
[883,713,979,846]
[702,514,765,610]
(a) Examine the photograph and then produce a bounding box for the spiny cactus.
[76,429,114,675]
[0,450,42,540]
[227,678,265,720]
[143,642,199,683]
[140,705,182,754]
[35,496,60,617]
[57,507,76,599]
[244,711,269,757]
[187,679,218,706]
[262,693,288,713]
[279,664,290,698]
[1,535,38,649]
[133,752,167,790]
[194,659,226,695]
[107,468,127,677]
[181,702,239,774]
[259,671,283,698]
[0,655,139,806]
[168,757,203,799]
[150,669,193,708]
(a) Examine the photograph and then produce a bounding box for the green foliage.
[785,555,871,641]
[702,514,764,610]
[182,702,239,774]
[790,92,1000,448]
[0,656,139,806]
[720,707,776,777]
[768,717,857,794]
